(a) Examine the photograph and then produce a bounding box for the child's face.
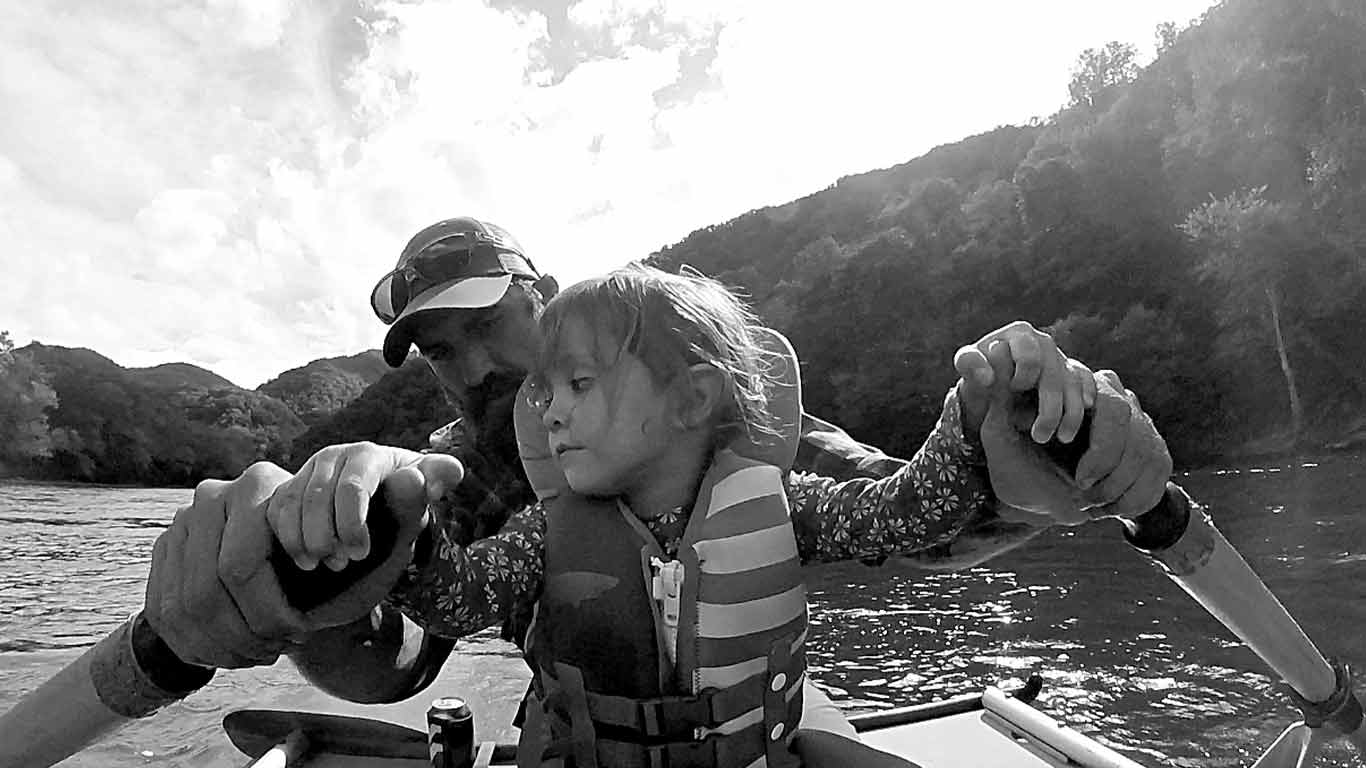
[539,316,678,497]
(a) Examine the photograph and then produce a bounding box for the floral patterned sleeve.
[385,501,547,639]
[788,386,997,563]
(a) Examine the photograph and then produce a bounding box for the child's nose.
[541,394,569,431]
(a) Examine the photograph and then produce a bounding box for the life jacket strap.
[551,662,599,768]
[593,732,773,768]
[575,674,771,740]
[762,630,801,766]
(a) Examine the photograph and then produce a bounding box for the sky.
[1,0,1220,389]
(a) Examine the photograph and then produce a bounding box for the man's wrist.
[87,612,215,718]
[128,613,216,692]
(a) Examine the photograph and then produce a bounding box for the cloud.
[1,0,1218,388]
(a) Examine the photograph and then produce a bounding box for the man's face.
[407,288,541,433]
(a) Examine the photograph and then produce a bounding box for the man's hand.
[143,444,464,669]
[955,320,1096,445]
[1072,370,1172,521]
[145,461,302,668]
[966,342,1172,525]
[265,442,463,629]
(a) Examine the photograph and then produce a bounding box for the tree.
[1068,41,1140,113]
[1155,21,1179,55]
[1180,188,1307,441]
[0,332,58,468]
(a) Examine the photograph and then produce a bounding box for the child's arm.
[264,491,547,639]
[788,387,992,565]
[797,394,1051,570]
[383,501,548,639]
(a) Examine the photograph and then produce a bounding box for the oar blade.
[224,710,428,760]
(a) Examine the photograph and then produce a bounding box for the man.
[0,218,1171,768]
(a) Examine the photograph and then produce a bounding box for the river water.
[1,456,1364,767]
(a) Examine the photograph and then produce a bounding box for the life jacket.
[513,328,806,768]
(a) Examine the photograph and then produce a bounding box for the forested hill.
[257,351,389,426]
[129,362,238,391]
[648,0,1366,465]
[8,344,305,485]
[0,342,396,485]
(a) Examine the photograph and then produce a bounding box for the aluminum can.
[428,697,475,768]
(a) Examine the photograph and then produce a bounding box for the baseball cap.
[373,217,541,367]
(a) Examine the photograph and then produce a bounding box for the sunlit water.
[2,455,1364,767]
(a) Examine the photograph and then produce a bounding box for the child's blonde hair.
[534,263,780,447]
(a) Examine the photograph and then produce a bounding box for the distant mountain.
[3,342,397,484]
[130,362,237,391]
[18,343,304,486]
[257,350,389,426]
[286,358,454,468]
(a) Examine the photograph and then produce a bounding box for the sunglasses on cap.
[370,233,539,324]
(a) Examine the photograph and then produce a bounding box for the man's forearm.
[0,612,216,768]
[287,606,454,704]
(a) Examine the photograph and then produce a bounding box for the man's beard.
[456,371,524,466]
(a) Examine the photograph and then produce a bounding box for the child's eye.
[570,377,595,393]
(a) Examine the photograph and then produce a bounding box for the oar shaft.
[1147,502,1335,699]
[1129,483,1366,757]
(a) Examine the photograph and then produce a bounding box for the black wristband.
[88,613,215,718]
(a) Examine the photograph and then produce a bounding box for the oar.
[1033,406,1364,764]
[223,710,428,760]
[1123,487,1366,764]
[223,709,519,764]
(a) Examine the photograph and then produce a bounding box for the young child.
[271,263,1033,766]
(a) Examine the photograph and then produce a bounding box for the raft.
[224,674,1151,767]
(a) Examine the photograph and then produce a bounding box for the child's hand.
[972,340,1091,524]
[262,443,465,630]
[966,340,1171,525]
[267,443,462,573]
[954,320,1095,444]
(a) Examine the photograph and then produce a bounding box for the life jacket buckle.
[649,557,685,628]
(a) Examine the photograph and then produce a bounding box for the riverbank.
[1221,412,1366,464]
